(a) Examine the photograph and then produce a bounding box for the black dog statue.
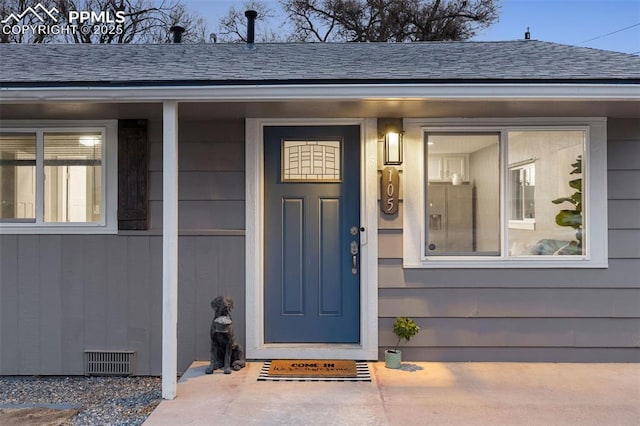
[205,296,245,374]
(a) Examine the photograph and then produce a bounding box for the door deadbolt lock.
[350,241,359,255]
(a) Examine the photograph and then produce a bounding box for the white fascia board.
[1,83,639,103]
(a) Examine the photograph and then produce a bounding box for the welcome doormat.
[258,360,371,382]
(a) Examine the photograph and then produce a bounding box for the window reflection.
[426,133,500,255]
[0,133,36,221]
[44,133,102,223]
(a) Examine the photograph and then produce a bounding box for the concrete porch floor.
[144,361,640,425]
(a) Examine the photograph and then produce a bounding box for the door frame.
[246,118,379,360]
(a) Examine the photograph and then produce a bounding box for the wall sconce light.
[384,131,403,165]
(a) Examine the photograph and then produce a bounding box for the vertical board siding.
[84,236,109,353]
[193,238,219,363]
[38,236,63,374]
[376,118,640,362]
[148,237,163,375]
[0,234,244,375]
[177,236,246,372]
[18,236,40,373]
[0,236,19,373]
[177,237,197,372]
[126,237,152,375]
[61,236,87,374]
[105,237,129,349]
[214,236,246,355]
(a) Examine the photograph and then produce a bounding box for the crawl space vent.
[84,350,136,376]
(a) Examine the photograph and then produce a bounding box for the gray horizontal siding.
[0,234,245,376]
[608,140,640,170]
[379,288,640,318]
[147,118,245,231]
[609,230,640,259]
[149,200,245,230]
[379,258,640,288]
[149,171,244,201]
[379,317,640,348]
[608,200,640,228]
[376,118,640,362]
[149,141,244,172]
[608,171,640,199]
[378,347,639,362]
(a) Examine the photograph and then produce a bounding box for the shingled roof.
[1,40,639,87]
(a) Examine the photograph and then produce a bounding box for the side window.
[0,122,116,234]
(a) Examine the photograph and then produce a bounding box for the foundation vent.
[84,350,136,376]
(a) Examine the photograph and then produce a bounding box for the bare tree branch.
[279,0,500,42]
[0,0,208,43]
[217,0,284,43]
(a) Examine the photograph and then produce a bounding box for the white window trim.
[0,120,118,234]
[403,117,608,269]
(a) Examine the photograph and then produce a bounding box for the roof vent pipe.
[170,25,185,43]
[525,27,531,40]
[245,10,257,47]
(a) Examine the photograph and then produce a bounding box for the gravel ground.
[0,376,161,425]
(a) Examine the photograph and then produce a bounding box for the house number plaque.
[381,166,399,215]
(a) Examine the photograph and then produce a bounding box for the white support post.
[162,101,179,399]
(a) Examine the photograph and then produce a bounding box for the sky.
[183,0,640,54]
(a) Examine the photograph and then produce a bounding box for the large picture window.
[404,118,607,268]
[0,122,117,233]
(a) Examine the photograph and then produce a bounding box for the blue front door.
[264,125,360,343]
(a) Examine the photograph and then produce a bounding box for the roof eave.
[1,82,639,103]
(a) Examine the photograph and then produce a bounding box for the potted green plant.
[385,317,420,369]
[551,155,583,255]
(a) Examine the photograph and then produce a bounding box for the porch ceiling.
[0,99,637,120]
